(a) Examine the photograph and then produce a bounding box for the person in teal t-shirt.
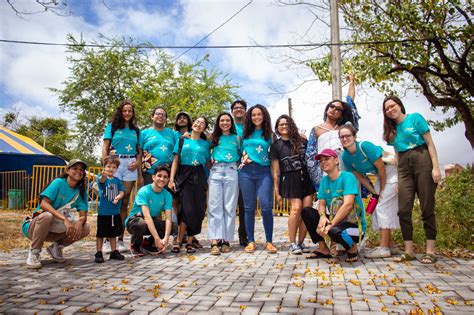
[23,159,90,269]
[102,100,143,252]
[140,107,179,184]
[239,104,277,254]
[207,113,241,255]
[231,100,248,246]
[126,166,177,257]
[383,96,441,264]
[169,116,210,254]
[300,149,366,262]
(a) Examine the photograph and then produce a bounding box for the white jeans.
[207,163,239,241]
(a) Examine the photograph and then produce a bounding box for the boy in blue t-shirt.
[95,156,125,263]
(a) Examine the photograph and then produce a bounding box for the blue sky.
[0,0,471,166]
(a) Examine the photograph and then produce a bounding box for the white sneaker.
[117,240,127,253]
[26,249,42,269]
[46,242,66,263]
[103,239,112,254]
[289,243,302,255]
[298,242,311,253]
[364,246,391,259]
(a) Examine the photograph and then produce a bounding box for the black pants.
[301,206,361,250]
[127,216,178,247]
[237,188,247,241]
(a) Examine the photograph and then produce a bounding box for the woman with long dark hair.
[382,96,441,264]
[239,104,277,254]
[169,116,211,253]
[270,115,314,255]
[207,112,240,255]
[22,159,90,269]
[102,100,142,252]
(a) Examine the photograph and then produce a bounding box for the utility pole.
[330,0,342,100]
[288,98,293,118]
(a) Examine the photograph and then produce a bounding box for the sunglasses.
[329,104,344,113]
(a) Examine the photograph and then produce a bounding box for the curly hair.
[174,112,192,132]
[211,112,237,148]
[382,95,406,143]
[110,100,139,132]
[323,100,356,127]
[243,104,272,140]
[274,114,303,155]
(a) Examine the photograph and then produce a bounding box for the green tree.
[51,35,239,161]
[300,0,473,148]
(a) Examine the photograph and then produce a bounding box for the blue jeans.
[238,162,273,243]
[207,163,239,241]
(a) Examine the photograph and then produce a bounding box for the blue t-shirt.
[103,123,139,155]
[234,122,244,137]
[174,138,211,166]
[22,178,88,237]
[96,175,125,216]
[317,171,366,232]
[390,113,430,152]
[126,184,172,226]
[341,141,383,174]
[211,134,240,163]
[140,128,179,174]
[242,129,272,166]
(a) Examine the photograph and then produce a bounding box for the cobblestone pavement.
[0,217,472,314]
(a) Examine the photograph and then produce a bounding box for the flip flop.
[420,253,438,264]
[394,252,416,262]
[306,251,332,259]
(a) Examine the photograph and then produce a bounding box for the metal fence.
[0,170,29,210]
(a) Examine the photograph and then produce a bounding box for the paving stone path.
[0,217,472,314]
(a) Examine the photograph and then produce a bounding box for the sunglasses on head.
[329,104,344,113]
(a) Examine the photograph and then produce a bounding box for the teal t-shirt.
[242,129,272,166]
[211,134,240,163]
[22,178,88,237]
[317,171,366,232]
[126,184,172,226]
[103,123,139,155]
[341,141,383,174]
[140,128,179,174]
[390,113,430,152]
[174,138,211,166]
[234,122,244,137]
[96,175,125,216]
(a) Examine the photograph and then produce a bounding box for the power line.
[0,37,434,49]
[173,0,253,61]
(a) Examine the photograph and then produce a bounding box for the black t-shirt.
[270,138,307,173]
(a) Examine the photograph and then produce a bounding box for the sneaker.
[298,242,311,253]
[46,242,66,263]
[239,237,249,247]
[140,243,160,255]
[109,250,125,260]
[103,239,112,254]
[364,246,391,259]
[95,251,105,263]
[289,243,302,255]
[26,249,42,269]
[117,240,127,253]
[130,244,144,257]
[390,245,400,255]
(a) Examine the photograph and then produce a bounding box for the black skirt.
[279,169,315,199]
[96,214,123,238]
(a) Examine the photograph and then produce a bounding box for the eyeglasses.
[233,106,245,110]
[278,123,289,127]
[339,135,353,140]
[154,112,166,117]
[329,104,344,113]
[195,120,206,126]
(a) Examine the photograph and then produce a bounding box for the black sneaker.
[239,238,249,247]
[109,250,125,260]
[130,244,144,257]
[140,243,160,255]
[95,251,105,263]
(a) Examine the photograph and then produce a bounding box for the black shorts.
[96,214,123,238]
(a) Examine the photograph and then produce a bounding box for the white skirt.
[372,164,400,230]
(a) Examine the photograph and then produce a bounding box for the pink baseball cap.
[315,148,338,160]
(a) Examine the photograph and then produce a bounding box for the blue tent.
[0,126,66,174]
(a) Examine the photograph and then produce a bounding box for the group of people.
[23,76,442,268]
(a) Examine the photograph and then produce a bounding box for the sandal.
[306,251,332,259]
[186,244,196,254]
[210,243,220,256]
[394,252,416,262]
[420,253,438,264]
[345,251,359,263]
[192,238,203,249]
[220,242,231,253]
[265,243,277,254]
[244,242,256,253]
[171,244,181,253]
